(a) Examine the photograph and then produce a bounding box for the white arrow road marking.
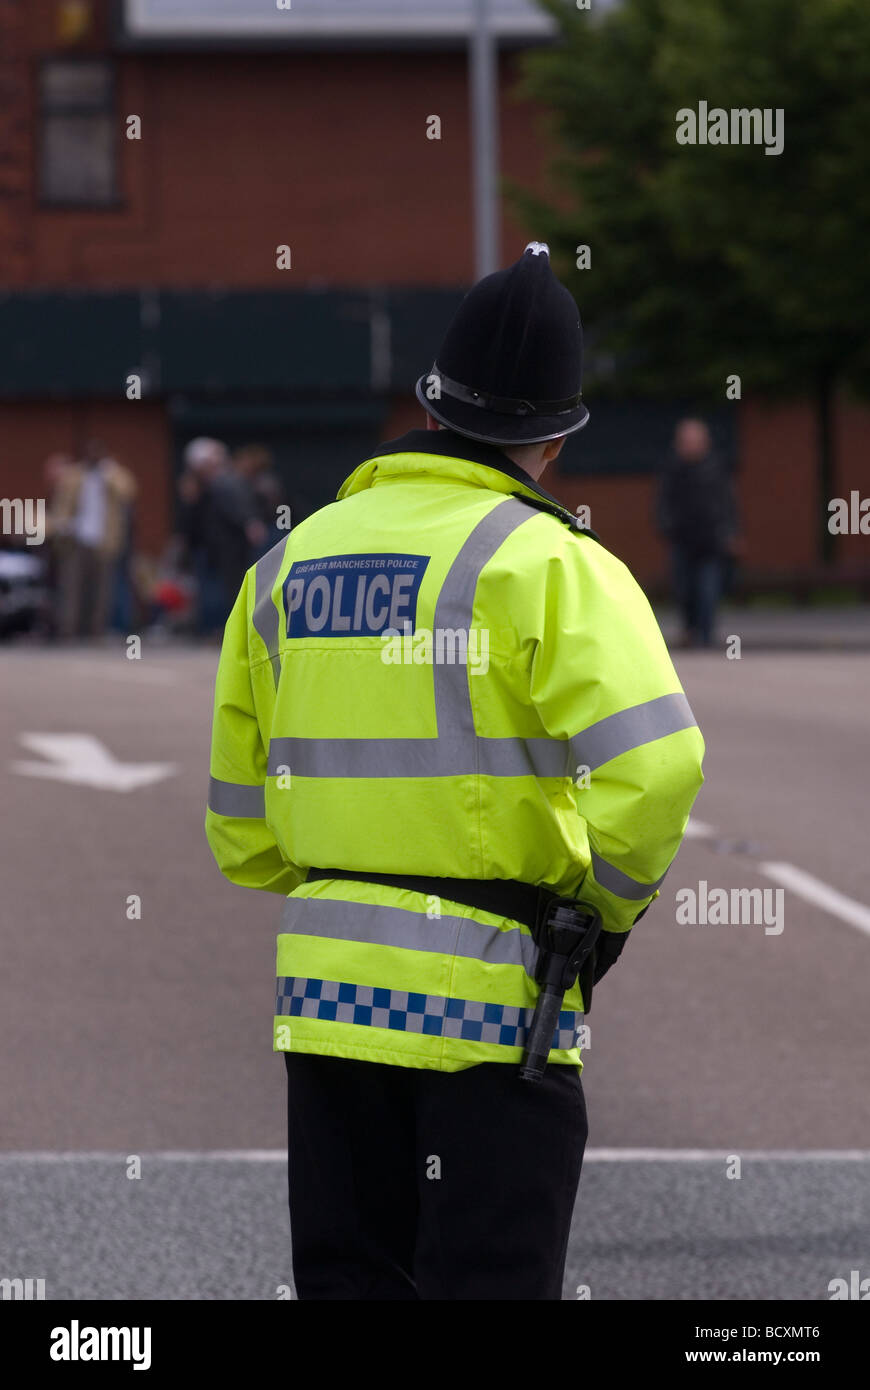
[11,734,177,793]
[759,861,870,939]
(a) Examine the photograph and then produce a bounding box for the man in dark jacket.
[657,418,739,647]
[178,437,266,634]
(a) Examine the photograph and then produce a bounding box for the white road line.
[0,1151,286,1163]
[760,861,870,939]
[685,822,870,939]
[684,818,717,840]
[583,1149,870,1162]
[2,1149,869,1163]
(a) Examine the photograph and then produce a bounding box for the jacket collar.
[339,427,575,519]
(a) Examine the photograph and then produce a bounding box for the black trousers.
[284,1051,587,1300]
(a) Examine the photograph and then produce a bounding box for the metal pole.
[469,0,500,278]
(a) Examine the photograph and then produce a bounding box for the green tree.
[513,0,870,562]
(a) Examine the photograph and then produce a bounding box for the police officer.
[206,244,705,1300]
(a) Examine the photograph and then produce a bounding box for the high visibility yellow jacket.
[206,428,705,1072]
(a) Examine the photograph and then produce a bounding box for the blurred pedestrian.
[43,451,72,498]
[41,452,73,639]
[656,418,739,648]
[51,440,137,640]
[178,437,264,635]
[234,443,284,559]
[109,475,138,634]
[177,438,226,636]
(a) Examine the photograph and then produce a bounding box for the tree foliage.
[513,0,870,400]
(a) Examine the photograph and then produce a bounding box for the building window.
[39,59,118,207]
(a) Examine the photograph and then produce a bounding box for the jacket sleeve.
[528,535,705,937]
[205,571,303,895]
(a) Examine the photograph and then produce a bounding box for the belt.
[305,867,553,935]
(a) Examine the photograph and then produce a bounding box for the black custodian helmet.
[415,242,589,446]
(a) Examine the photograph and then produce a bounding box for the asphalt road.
[1,640,868,1298]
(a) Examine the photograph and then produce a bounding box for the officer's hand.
[592,928,631,984]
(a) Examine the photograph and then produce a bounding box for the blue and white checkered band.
[277,976,583,1051]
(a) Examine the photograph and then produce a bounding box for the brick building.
[0,0,867,590]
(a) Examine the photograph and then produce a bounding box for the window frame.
[36,54,123,211]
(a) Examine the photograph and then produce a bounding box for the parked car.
[0,547,48,638]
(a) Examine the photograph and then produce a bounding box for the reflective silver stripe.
[208,776,265,819]
[252,537,289,688]
[268,735,568,780]
[590,850,667,900]
[569,692,697,773]
[282,892,538,972]
[430,497,535,756]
